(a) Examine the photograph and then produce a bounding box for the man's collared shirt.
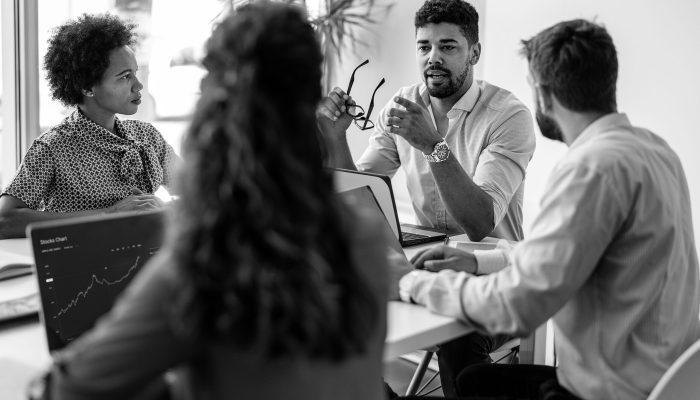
[356,80,535,240]
[3,110,179,212]
[400,113,700,400]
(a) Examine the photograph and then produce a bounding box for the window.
[37,0,225,155]
[0,5,5,186]
[1,0,39,188]
[2,1,325,188]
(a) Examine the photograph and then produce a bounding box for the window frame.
[1,0,39,187]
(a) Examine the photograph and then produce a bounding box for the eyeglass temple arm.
[347,59,369,95]
[362,78,386,130]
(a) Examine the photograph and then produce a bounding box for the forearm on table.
[399,269,472,321]
[429,159,494,240]
[0,207,105,239]
[399,267,531,336]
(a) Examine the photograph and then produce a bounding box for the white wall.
[480,0,700,243]
[341,0,700,246]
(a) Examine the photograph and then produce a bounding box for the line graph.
[55,256,141,318]
[32,210,166,350]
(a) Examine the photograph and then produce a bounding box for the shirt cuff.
[412,270,470,320]
[473,249,509,274]
[398,270,422,303]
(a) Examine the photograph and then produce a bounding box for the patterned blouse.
[2,110,180,212]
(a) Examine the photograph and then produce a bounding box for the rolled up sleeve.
[356,100,401,177]
[473,108,535,226]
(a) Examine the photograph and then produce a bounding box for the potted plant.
[222,0,394,91]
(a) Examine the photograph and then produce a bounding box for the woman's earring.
[83,90,94,97]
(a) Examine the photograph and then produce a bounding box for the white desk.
[0,238,33,265]
[385,301,470,361]
[0,236,492,397]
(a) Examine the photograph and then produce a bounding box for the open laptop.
[333,168,447,247]
[27,210,166,352]
[338,185,409,261]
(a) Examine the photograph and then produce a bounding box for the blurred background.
[1,0,699,244]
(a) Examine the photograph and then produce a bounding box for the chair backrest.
[647,339,700,400]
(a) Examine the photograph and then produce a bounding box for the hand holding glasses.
[346,59,385,131]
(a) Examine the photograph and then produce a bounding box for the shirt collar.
[72,109,130,140]
[571,112,631,148]
[420,81,481,120]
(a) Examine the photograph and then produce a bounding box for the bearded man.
[316,0,536,396]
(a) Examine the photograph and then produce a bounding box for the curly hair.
[521,19,618,114]
[43,13,136,107]
[415,0,479,44]
[170,2,379,360]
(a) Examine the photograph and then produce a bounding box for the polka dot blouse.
[2,110,180,212]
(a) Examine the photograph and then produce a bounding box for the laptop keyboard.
[401,232,428,242]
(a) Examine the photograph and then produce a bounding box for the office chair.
[646,339,700,400]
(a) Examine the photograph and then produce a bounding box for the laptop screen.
[333,168,400,240]
[338,186,406,258]
[333,168,446,247]
[27,210,166,351]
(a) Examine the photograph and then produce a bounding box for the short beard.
[535,109,564,142]
[425,63,470,99]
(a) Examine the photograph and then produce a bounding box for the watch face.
[434,141,449,161]
[425,140,449,162]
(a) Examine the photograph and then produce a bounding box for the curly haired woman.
[30,3,392,400]
[0,13,179,239]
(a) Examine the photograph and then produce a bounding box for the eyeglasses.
[346,59,385,131]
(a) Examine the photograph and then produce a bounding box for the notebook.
[0,263,33,281]
[27,210,166,352]
[333,168,447,247]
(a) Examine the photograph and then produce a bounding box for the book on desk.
[0,239,39,322]
[0,262,33,281]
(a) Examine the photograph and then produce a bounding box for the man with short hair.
[318,0,534,243]
[317,1,535,395]
[404,19,700,399]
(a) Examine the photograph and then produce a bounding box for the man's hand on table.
[411,245,477,274]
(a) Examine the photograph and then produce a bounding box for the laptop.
[27,210,166,352]
[338,186,411,263]
[333,168,447,247]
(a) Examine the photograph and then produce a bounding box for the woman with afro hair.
[0,13,179,239]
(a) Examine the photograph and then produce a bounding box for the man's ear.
[537,87,553,112]
[469,42,481,65]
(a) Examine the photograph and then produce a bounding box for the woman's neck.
[78,104,116,133]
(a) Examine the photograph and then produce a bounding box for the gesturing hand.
[386,96,442,154]
[410,245,478,274]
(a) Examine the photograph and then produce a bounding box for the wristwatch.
[424,139,450,163]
